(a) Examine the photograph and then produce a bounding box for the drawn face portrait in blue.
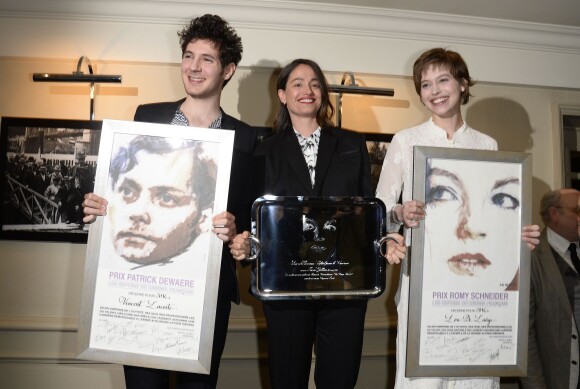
[108,136,216,267]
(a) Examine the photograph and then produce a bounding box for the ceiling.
[0,0,578,28]
[297,0,580,28]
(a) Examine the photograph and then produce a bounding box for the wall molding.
[1,0,579,54]
[0,314,397,332]
[1,0,580,89]
[0,316,78,332]
[0,314,396,363]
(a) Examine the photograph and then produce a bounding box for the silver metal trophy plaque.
[248,196,391,300]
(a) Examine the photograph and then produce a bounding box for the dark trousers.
[263,299,368,389]
[123,262,235,389]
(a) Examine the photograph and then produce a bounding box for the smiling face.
[108,147,200,265]
[180,39,235,100]
[277,63,322,124]
[420,65,466,124]
[424,159,521,291]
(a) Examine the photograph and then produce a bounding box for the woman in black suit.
[230,58,405,389]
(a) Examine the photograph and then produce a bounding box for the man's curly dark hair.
[178,14,243,85]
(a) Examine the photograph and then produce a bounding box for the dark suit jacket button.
[572,361,578,365]
[573,334,578,339]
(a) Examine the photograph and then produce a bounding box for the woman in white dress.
[375,47,540,389]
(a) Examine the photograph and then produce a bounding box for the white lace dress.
[376,118,499,389]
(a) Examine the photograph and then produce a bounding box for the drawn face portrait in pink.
[423,158,521,291]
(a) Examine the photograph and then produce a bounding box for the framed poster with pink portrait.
[76,119,234,373]
[406,146,531,377]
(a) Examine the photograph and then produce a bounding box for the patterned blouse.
[294,127,321,187]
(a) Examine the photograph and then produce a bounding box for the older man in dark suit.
[521,188,580,389]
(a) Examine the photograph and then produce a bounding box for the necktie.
[569,243,580,274]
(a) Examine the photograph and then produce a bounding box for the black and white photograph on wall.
[364,132,393,193]
[0,117,102,243]
[406,146,532,378]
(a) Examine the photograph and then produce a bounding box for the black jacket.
[134,99,257,303]
[255,126,372,197]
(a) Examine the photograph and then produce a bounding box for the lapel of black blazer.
[218,110,237,131]
[281,128,314,194]
[164,99,185,122]
[133,99,184,124]
[313,127,337,196]
[142,99,235,130]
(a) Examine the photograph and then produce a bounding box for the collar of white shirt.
[547,227,579,270]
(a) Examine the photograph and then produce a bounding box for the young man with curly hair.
[83,14,257,389]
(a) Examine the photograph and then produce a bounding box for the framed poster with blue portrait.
[406,146,531,377]
[76,120,234,374]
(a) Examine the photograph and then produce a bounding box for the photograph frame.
[76,119,234,374]
[0,117,102,243]
[364,132,393,193]
[406,146,531,377]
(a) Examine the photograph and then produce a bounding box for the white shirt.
[547,227,579,272]
[375,119,498,389]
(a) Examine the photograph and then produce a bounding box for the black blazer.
[134,99,257,303]
[255,126,372,197]
[249,126,372,297]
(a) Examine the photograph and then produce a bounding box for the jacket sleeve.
[519,252,548,389]
[375,133,405,232]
